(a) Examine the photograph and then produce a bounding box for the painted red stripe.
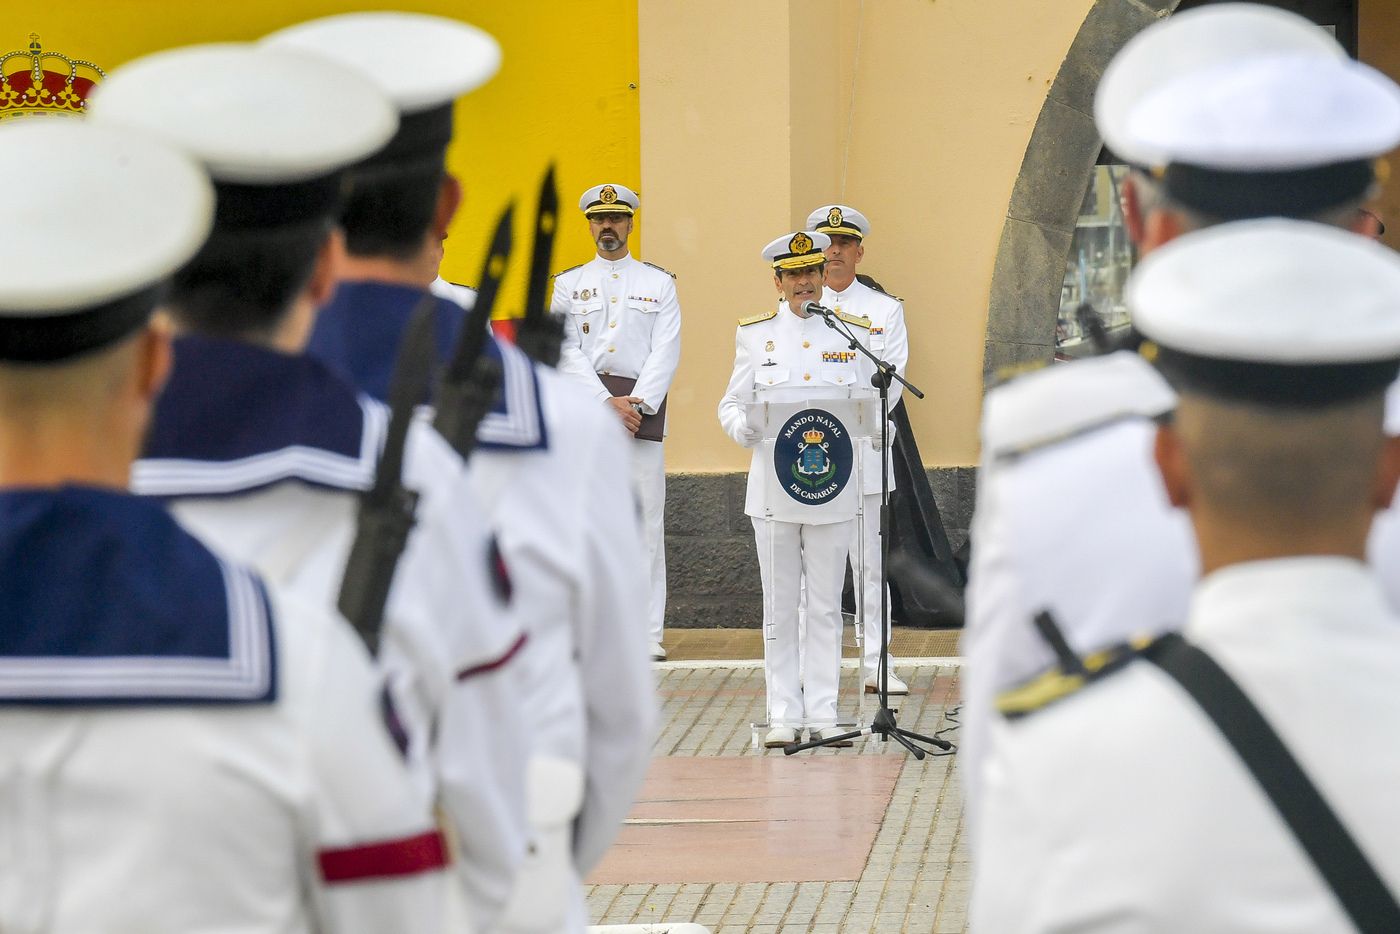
[456,632,528,681]
[318,829,448,884]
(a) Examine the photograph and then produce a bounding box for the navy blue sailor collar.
[307,280,548,452]
[135,334,387,498]
[0,485,276,705]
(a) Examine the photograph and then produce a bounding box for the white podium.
[743,387,879,743]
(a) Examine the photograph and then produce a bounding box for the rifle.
[513,165,564,367]
[433,204,513,459]
[337,294,439,655]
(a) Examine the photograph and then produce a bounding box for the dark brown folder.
[598,373,667,442]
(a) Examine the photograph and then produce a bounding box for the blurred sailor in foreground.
[0,120,447,932]
[266,15,657,931]
[89,43,528,929]
[808,203,910,694]
[972,219,1400,932]
[962,2,1400,822]
[553,183,682,661]
[718,231,875,747]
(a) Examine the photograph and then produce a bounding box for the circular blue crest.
[772,407,854,505]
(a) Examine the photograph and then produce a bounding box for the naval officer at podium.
[719,230,876,748]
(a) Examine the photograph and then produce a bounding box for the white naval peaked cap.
[0,120,213,360]
[580,183,640,216]
[264,12,501,115]
[1129,219,1400,404]
[1125,54,1400,171]
[88,44,397,186]
[762,231,831,270]
[1095,3,1343,168]
[808,204,869,240]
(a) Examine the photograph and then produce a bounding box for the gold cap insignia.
[789,232,813,254]
[600,185,618,204]
[827,207,843,228]
[765,340,775,352]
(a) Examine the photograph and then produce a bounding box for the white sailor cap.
[1122,54,1400,219]
[0,121,213,361]
[807,204,869,240]
[763,231,831,271]
[580,183,639,217]
[1129,219,1400,405]
[264,13,500,167]
[1095,3,1344,168]
[87,43,396,230]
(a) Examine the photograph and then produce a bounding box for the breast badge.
[582,322,590,334]
[765,340,775,352]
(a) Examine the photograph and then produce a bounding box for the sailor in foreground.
[0,120,448,933]
[88,43,528,929]
[552,184,682,661]
[961,2,1400,822]
[718,231,875,747]
[265,15,657,931]
[972,219,1400,933]
[808,203,910,695]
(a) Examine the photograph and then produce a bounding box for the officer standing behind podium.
[553,185,681,661]
[719,231,875,748]
[808,204,910,695]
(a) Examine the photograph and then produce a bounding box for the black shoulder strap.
[336,293,439,655]
[1146,632,1400,933]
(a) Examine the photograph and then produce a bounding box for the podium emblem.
[774,408,853,505]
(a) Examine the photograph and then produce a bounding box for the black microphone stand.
[786,309,951,758]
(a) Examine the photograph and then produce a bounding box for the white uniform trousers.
[630,437,668,644]
[753,516,851,726]
[852,492,892,672]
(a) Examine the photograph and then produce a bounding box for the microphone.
[800,300,835,318]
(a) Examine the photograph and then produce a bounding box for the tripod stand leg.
[887,729,926,760]
[894,727,954,751]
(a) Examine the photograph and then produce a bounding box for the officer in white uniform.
[553,184,682,660]
[0,120,447,933]
[972,220,1400,933]
[90,43,529,930]
[266,17,658,932]
[807,204,910,694]
[962,4,1400,824]
[719,231,875,747]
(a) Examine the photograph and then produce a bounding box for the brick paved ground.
[586,659,969,933]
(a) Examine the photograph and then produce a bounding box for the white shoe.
[764,727,797,748]
[650,641,667,661]
[811,727,854,748]
[864,669,909,695]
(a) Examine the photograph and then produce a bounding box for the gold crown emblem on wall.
[803,428,824,444]
[0,34,106,121]
[789,232,813,254]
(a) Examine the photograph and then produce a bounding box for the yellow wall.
[640,0,1094,472]
[13,0,640,320]
[1362,0,1400,249]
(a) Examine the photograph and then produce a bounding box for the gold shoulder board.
[835,311,872,329]
[738,309,778,327]
[995,637,1153,718]
[642,260,677,279]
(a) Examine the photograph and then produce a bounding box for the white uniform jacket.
[971,558,1400,932]
[821,280,908,495]
[309,281,656,887]
[133,335,529,929]
[552,252,682,417]
[441,299,658,876]
[718,302,877,521]
[1365,378,1400,606]
[0,486,445,933]
[962,352,1197,822]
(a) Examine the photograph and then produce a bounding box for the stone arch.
[982,0,1182,386]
